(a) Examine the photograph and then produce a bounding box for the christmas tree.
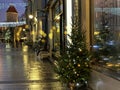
[55,16,91,88]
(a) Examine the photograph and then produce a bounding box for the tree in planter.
[55,17,91,89]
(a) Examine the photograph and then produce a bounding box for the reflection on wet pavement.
[0,46,68,90]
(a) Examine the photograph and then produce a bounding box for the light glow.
[94,31,100,35]
[0,21,26,27]
[66,0,72,43]
[55,15,60,20]
[49,29,53,39]
[29,14,33,19]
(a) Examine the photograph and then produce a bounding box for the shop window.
[93,0,120,72]
[52,0,64,51]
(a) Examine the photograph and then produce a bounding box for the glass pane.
[93,0,120,72]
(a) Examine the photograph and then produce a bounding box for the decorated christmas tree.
[55,16,91,89]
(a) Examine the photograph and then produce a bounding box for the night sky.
[0,0,27,22]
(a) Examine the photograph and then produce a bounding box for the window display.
[93,0,120,73]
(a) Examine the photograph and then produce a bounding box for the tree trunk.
[69,83,75,90]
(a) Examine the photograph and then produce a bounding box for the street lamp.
[29,14,33,19]
[28,14,33,39]
[29,15,33,30]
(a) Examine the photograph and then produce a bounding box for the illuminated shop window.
[93,0,120,72]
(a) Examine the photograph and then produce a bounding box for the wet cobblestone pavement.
[0,45,68,90]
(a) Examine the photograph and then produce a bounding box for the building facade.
[43,0,120,90]
[6,5,18,22]
[43,0,91,56]
[0,0,27,22]
[26,0,120,89]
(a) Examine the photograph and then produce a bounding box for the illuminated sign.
[0,21,26,27]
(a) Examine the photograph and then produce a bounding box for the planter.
[68,82,90,90]
[68,83,75,90]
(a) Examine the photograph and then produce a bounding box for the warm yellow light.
[49,33,53,39]
[94,31,100,35]
[29,14,33,19]
[106,63,114,67]
[28,85,41,90]
[39,30,46,37]
[34,17,37,22]
[23,29,25,31]
[52,26,56,30]
[39,30,43,35]
[49,28,53,39]
[41,39,45,43]
[31,30,35,35]
[22,45,28,52]
[43,33,46,37]
[115,64,120,67]
[57,28,60,33]
[55,15,60,20]
[17,32,19,36]
[25,25,29,29]
[64,31,67,35]
[29,69,40,80]
[50,29,53,33]
[78,64,80,67]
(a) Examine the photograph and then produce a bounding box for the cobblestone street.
[0,45,68,90]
